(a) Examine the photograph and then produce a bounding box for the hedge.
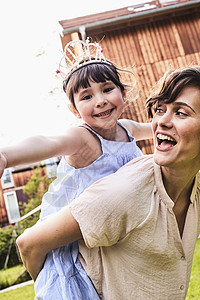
[0,225,21,269]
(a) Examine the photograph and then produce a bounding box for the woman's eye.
[82,95,92,100]
[154,107,163,114]
[176,111,188,117]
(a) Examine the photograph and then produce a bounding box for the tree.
[20,166,54,231]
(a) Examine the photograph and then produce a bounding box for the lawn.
[186,238,200,299]
[0,264,30,290]
[0,239,199,299]
[0,283,35,300]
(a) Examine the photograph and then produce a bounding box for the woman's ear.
[68,104,81,119]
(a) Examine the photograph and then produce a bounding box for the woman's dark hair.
[63,59,125,108]
[146,65,200,118]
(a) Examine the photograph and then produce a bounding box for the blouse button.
[181,256,185,260]
[180,285,184,290]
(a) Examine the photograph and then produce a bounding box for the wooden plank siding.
[82,10,200,153]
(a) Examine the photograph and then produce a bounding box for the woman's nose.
[157,112,173,128]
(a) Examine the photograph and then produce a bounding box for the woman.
[17,65,200,300]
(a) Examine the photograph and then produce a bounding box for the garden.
[0,167,53,299]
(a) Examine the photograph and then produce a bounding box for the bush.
[19,166,54,231]
[0,226,21,270]
[0,167,54,270]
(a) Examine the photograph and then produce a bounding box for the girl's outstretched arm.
[119,119,153,141]
[0,127,83,177]
[16,207,82,281]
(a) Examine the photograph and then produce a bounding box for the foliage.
[0,283,34,300]
[0,166,54,270]
[0,265,31,290]
[19,166,54,231]
[0,226,21,269]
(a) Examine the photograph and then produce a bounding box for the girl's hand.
[0,152,7,178]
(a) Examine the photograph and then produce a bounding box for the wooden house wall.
[87,11,199,153]
[62,9,199,154]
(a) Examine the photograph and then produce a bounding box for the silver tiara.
[56,38,112,82]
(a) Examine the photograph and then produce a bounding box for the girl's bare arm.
[0,127,83,177]
[120,119,153,141]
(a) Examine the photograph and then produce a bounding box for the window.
[1,168,14,189]
[4,191,20,224]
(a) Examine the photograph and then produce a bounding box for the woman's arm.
[119,119,153,141]
[16,207,82,281]
[0,127,83,176]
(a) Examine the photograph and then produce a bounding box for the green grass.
[0,265,30,290]
[186,238,200,299]
[0,284,35,300]
[0,240,199,299]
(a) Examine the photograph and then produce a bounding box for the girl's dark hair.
[63,59,125,108]
[146,65,200,118]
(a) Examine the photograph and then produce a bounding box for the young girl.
[0,39,152,299]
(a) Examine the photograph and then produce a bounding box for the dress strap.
[117,120,134,142]
[79,124,104,151]
[80,121,134,142]
[79,122,135,155]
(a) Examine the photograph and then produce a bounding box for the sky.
[0,0,147,146]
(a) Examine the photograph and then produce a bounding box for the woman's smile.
[156,133,177,151]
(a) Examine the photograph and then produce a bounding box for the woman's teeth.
[157,133,177,146]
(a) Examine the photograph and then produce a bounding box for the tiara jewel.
[57,38,112,82]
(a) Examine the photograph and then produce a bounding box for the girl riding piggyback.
[0,39,152,299]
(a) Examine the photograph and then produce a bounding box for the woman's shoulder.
[106,155,155,195]
[120,155,154,174]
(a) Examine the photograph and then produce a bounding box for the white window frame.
[1,168,14,189]
[4,191,21,224]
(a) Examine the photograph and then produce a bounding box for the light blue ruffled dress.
[34,121,143,300]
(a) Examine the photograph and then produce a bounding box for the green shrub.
[0,226,21,269]
[0,167,54,270]
[20,166,54,231]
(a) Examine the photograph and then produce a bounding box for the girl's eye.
[81,95,92,101]
[104,87,114,93]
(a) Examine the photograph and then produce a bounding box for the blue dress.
[34,121,143,300]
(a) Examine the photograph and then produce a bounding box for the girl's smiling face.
[72,80,125,131]
[152,86,200,171]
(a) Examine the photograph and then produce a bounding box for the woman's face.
[152,86,200,171]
